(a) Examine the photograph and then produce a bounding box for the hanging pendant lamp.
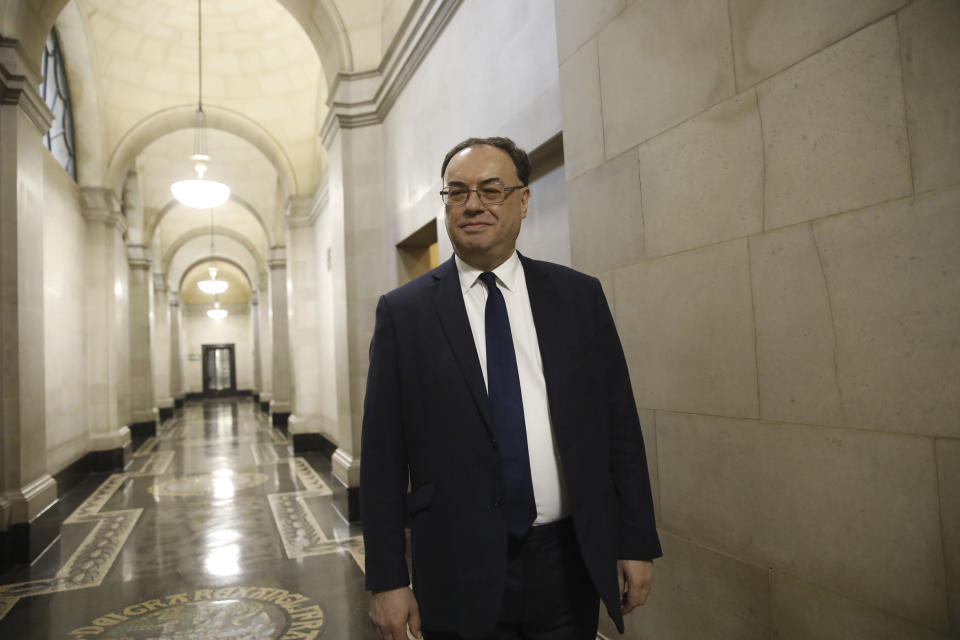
[171,0,230,209]
[207,300,228,321]
[198,209,229,295]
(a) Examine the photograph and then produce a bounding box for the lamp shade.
[207,307,228,321]
[171,178,231,209]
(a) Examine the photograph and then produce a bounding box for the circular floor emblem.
[69,587,323,639]
[148,471,269,497]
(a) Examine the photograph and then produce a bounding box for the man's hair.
[441,136,531,186]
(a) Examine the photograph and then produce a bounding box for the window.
[39,28,77,180]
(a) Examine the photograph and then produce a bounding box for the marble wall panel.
[598,0,734,158]
[599,531,770,639]
[638,91,763,259]
[812,187,960,437]
[658,412,947,629]
[749,224,844,426]
[898,0,960,194]
[553,0,624,63]
[558,38,605,180]
[565,149,644,275]
[614,240,758,419]
[771,572,951,640]
[729,0,906,88]
[758,17,911,230]
[936,438,960,633]
[42,153,88,472]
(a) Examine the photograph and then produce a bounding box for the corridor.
[0,399,373,639]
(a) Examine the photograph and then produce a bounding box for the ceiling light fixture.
[171,0,230,209]
[198,209,229,295]
[207,300,228,321]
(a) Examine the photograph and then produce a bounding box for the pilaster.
[268,248,292,424]
[81,188,131,464]
[127,245,154,430]
[0,37,57,565]
[168,291,184,405]
[150,273,174,422]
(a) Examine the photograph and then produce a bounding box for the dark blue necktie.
[479,271,536,537]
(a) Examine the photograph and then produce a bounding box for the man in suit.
[361,137,661,639]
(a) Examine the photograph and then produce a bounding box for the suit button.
[492,497,503,508]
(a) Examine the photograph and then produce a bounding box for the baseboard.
[332,476,361,523]
[259,401,270,414]
[128,420,155,440]
[158,406,174,422]
[292,433,338,459]
[272,412,290,431]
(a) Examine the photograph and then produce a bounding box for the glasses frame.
[439,180,526,207]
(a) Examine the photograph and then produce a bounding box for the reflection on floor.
[0,398,374,639]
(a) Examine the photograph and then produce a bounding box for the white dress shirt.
[455,252,569,524]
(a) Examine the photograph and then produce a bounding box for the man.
[361,137,661,639]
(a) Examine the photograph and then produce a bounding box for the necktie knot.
[479,271,498,290]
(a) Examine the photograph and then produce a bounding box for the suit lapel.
[521,254,577,453]
[432,256,494,435]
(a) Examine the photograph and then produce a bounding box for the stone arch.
[162,226,264,275]
[4,0,352,81]
[108,105,298,197]
[146,192,275,248]
[176,255,255,293]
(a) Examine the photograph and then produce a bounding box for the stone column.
[321,118,395,520]
[151,272,173,422]
[168,291,184,407]
[285,197,327,446]
[81,187,131,467]
[251,290,262,401]
[257,274,273,414]
[268,248,292,426]
[127,244,154,434]
[0,38,58,566]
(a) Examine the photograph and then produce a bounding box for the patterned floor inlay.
[67,586,324,639]
[0,400,371,638]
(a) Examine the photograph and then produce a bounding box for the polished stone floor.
[0,398,374,639]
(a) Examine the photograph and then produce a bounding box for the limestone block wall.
[554,0,959,637]
[42,151,89,472]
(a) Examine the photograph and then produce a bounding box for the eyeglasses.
[440,180,525,206]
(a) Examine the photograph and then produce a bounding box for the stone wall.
[554,0,960,637]
[42,150,89,472]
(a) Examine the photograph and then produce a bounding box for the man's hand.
[617,559,654,614]
[369,587,422,639]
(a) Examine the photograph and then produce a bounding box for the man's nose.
[464,189,486,212]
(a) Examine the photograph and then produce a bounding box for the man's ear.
[520,187,530,218]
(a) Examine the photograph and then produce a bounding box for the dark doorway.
[202,344,236,395]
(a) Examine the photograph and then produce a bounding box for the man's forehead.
[444,145,516,180]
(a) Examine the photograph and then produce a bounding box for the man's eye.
[448,189,467,197]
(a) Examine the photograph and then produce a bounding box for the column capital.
[126,244,152,269]
[168,291,180,307]
[153,272,168,293]
[268,246,287,270]
[0,38,53,135]
[80,187,127,234]
[286,194,320,228]
[251,290,259,306]
[318,0,462,147]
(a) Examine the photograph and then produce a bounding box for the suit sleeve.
[595,282,663,561]
[360,295,411,590]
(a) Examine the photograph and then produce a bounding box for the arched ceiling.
[181,260,250,304]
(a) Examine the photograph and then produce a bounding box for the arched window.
[39,28,77,180]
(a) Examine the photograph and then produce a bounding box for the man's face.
[443,145,529,271]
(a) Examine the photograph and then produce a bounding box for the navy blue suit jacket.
[360,254,661,635]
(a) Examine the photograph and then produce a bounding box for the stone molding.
[126,244,152,269]
[285,194,319,228]
[268,246,287,270]
[319,0,464,146]
[4,473,57,524]
[332,448,360,487]
[251,290,259,306]
[0,37,54,135]
[152,272,168,293]
[80,187,128,235]
[168,291,180,307]
[90,426,131,452]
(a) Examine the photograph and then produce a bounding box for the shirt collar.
[455,251,521,295]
